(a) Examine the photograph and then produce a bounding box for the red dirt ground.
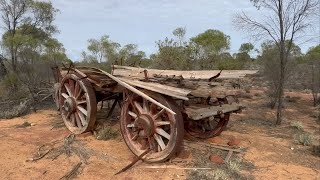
[0,89,319,179]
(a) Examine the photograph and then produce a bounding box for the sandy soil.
[0,90,319,180]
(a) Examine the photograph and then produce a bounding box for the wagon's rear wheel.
[120,90,184,163]
[59,74,97,134]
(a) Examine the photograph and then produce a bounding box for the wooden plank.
[190,86,242,98]
[119,78,191,100]
[185,104,243,120]
[94,68,177,115]
[113,65,258,80]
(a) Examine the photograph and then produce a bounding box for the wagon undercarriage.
[52,64,257,163]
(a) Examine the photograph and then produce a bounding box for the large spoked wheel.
[120,90,184,163]
[59,74,97,134]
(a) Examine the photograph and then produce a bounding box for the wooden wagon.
[52,64,257,163]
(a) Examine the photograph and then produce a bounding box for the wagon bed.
[52,64,257,162]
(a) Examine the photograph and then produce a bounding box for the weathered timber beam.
[185,104,243,120]
[96,68,176,115]
[119,78,190,100]
[113,65,258,80]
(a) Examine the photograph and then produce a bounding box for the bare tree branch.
[235,0,319,125]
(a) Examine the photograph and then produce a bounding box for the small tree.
[173,27,186,46]
[191,29,231,69]
[0,0,58,73]
[235,0,319,125]
[306,46,320,106]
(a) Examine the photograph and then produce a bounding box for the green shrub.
[294,133,314,146]
[291,121,304,131]
[217,59,244,70]
[2,72,19,90]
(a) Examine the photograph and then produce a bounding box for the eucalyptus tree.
[0,0,58,72]
[191,29,231,69]
[235,0,319,124]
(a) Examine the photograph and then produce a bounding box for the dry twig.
[60,162,82,180]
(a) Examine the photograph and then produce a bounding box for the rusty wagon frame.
[52,64,256,163]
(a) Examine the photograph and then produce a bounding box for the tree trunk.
[276,0,285,125]
[276,64,285,125]
[276,39,286,125]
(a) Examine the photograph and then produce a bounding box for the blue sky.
[51,0,319,61]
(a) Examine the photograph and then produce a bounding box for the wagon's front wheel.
[120,90,184,163]
[59,74,97,134]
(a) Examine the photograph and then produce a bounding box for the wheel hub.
[64,98,76,113]
[134,114,154,137]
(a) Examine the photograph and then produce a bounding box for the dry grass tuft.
[95,127,119,140]
[226,159,242,173]
[290,121,304,131]
[212,169,228,180]
[294,133,314,146]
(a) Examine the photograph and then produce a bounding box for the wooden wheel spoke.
[133,101,143,115]
[61,93,69,99]
[155,128,171,140]
[153,108,165,120]
[154,134,166,150]
[69,79,75,96]
[155,121,171,126]
[77,100,87,105]
[75,113,82,128]
[75,88,83,100]
[77,106,88,116]
[66,112,72,119]
[132,133,139,141]
[143,99,149,112]
[64,83,72,96]
[74,81,80,97]
[77,111,87,126]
